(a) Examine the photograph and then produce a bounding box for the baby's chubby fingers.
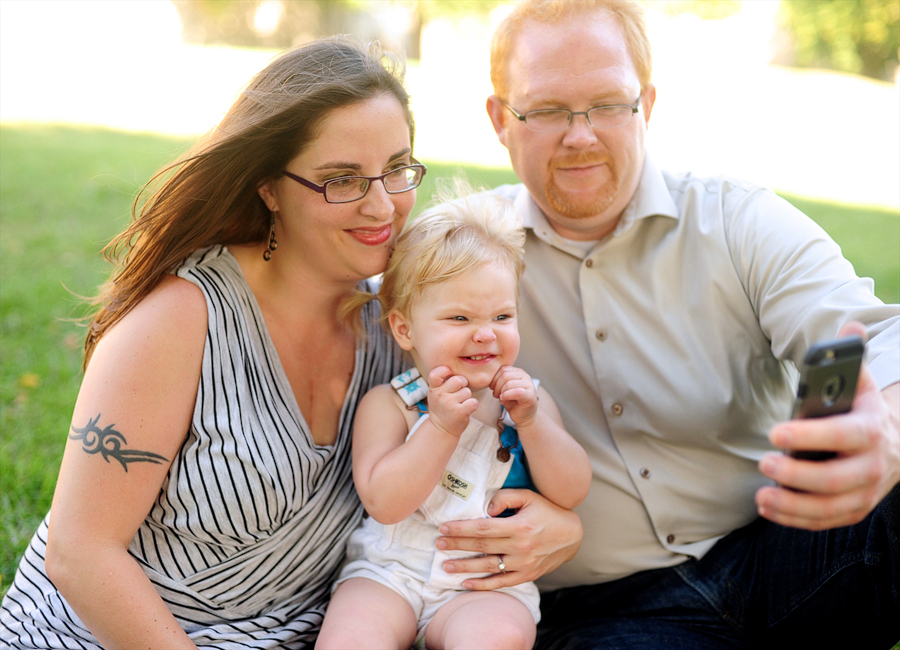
[428,367,471,400]
[426,367,478,436]
[491,366,538,425]
[490,366,527,391]
[427,367,472,402]
[491,367,535,401]
[427,366,455,389]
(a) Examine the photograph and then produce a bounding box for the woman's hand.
[435,489,583,589]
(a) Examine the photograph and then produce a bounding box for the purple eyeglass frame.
[282,160,426,204]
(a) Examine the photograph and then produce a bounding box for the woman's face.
[258,93,416,283]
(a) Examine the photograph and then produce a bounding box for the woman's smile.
[346,222,395,246]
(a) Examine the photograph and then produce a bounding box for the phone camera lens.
[821,375,844,407]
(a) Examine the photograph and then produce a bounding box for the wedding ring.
[498,555,507,573]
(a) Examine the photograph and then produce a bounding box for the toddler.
[316,189,591,650]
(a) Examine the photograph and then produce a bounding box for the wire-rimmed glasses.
[282,161,427,204]
[502,95,642,132]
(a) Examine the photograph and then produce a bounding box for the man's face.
[488,12,655,241]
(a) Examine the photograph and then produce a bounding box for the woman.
[0,38,580,649]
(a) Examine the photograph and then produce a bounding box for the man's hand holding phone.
[787,334,865,460]
[755,322,900,530]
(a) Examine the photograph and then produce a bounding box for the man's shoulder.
[656,167,790,225]
[487,183,525,202]
[659,168,766,201]
[483,183,538,228]
[653,166,824,257]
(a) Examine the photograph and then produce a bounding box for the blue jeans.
[535,485,900,649]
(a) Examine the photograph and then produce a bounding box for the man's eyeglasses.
[502,95,642,133]
[282,161,427,204]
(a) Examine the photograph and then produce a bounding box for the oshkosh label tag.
[440,471,474,501]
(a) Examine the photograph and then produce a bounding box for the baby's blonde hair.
[379,181,525,324]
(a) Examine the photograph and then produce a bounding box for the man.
[483,0,899,647]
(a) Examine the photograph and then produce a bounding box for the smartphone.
[789,335,865,460]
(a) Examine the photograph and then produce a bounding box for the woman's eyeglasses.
[282,161,427,204]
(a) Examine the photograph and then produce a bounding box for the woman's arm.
[45,276,206,649]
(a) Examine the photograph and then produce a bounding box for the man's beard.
[545,154,618,220]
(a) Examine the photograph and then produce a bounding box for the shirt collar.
[618,152,680,233]
[517,152,679,256]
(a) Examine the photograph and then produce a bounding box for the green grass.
[0,125,195,591]
[1,124,898,594]
[784,194,900,305]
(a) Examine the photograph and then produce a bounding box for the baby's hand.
[491,366,538,427]
[427,366,478,438]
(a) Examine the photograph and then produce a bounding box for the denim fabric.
[536,485,899,649]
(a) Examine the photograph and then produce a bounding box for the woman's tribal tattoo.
[69,414,169,472]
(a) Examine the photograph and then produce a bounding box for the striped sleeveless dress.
[0,246,404,649]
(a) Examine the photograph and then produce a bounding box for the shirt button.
[667,534,676,544]
[639,467,651,479]
[585,258,594,268]
[595,329,607,341]
[611,403,624,416]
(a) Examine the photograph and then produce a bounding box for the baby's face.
[395,261,520,391]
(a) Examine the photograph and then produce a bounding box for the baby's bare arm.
[492,368,591,508]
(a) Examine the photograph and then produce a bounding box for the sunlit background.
[1,0,898,208]
[1,0,899,596]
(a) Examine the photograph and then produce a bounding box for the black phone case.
[789,335,864,460]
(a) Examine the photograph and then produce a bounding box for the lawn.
[1,123,898,593]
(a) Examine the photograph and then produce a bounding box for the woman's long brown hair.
[84,38,413,368]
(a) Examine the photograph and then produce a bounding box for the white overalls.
[335,368,541,640]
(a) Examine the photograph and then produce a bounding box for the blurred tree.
[415,0,504,20]
[776,0,899,81]
[170,0,506,59]
[653,0,743,21]
[408,0,505,58]
[172,1,366,50]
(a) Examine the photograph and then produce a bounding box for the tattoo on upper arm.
[69,414,169,472]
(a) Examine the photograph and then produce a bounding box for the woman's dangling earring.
[263,214,278,261]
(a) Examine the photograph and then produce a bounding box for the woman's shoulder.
[175,245,254,311]
[88,274,207,385]
[108,275,207,345]
[176,244,234,279]
[153,273,208,312]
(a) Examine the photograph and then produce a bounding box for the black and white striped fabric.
[0,246,404,648]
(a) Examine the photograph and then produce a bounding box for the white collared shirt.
[491,155,900,589]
